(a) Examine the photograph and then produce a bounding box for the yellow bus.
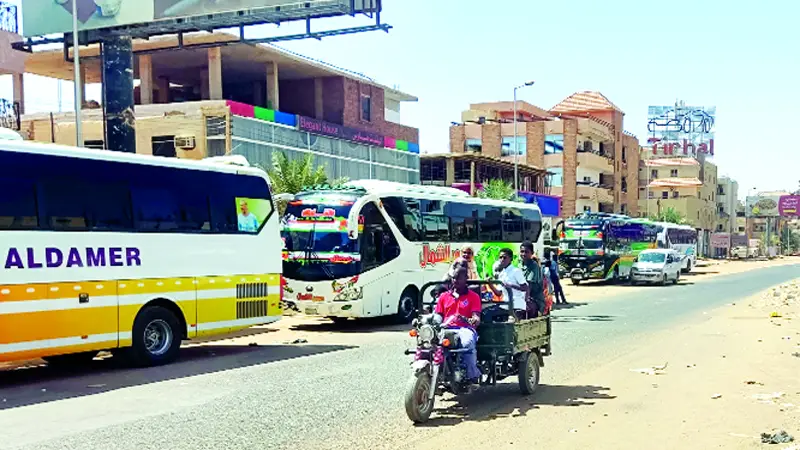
[0,141,282,366]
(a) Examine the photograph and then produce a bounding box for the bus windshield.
[281,193,364,282]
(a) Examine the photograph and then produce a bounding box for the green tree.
[650,207,687,225]
[477,179,524,202]
[265,152,347,195]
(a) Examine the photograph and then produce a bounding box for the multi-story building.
[716,176,739,234]
[448,91,641,218]
[638,156,718,256]
[10,32,421,184]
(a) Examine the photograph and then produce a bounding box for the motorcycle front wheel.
[404,372,435,424]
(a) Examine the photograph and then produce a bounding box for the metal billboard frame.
[13,0,389,52]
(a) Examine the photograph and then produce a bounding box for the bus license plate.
[305,306,318,315]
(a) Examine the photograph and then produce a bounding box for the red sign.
[652,139,715,156]
[419,243,459,268]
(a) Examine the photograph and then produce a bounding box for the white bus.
[280,180,543,323]
[0,141,282,366]
[654,222,698,273]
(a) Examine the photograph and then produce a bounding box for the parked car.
[630,249,682,286]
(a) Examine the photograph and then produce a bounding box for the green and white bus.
[559,213,660,285]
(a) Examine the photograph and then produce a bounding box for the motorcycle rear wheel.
[404,372,435,424]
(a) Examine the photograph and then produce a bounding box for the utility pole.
[72,0,83,147]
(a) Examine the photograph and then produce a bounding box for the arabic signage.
[779,195,800,217]
[298,116,384,147]
[710,233,730,249]
[22,0,379,37]
[647,102,716,156]
[418,243,459,268]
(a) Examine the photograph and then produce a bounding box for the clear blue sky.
[4,0,798,197]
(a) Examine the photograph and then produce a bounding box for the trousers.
[453,327,480,380]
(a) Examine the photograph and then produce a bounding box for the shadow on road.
[290,317,409,334]
[682,270,719,277]
[0,343,354,411]
[417,384,615,427]
[552,315,615,323]
[551,302,588,311]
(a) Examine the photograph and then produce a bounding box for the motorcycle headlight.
[419,325,435,343]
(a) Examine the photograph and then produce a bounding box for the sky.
[2,0,799,198]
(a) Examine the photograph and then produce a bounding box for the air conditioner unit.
[175,135,196,149]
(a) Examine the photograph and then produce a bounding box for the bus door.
[359,202,401,317]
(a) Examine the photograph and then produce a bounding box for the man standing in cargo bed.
[520,241,545,318]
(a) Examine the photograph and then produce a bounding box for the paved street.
[1,262,798,450]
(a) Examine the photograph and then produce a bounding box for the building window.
[545,134,564,154]
[454,160,471,181]
[501,136,526,156]
[717,185,725,195]
[152,136,176,158]
[360,94,371,122]
[582,176,592,184]
[465,139,482,153]
[738,226,745,232]
[662,191,669,199]
[621,176,627,192]
[583,141,593,152]
[622,147,627,163]
[583,205,591,212]
[599,142,605,155]
[547,167,563,188]
[648,191,654,199]
[651,169,658,179]
[420,159,446,184]
[620,203,627,213]
[670,169,678,177]
[672,191,679,199]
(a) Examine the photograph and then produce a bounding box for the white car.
[630,249,682,286]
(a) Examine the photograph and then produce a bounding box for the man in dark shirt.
[520,241,545,318]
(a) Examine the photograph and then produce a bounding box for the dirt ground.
[411,277,800,450]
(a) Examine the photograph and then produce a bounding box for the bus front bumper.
[286,299,361,318]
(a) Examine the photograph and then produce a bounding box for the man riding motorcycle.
[434,266,482,384]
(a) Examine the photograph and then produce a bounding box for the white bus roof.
[0,140,266,177]
[652,221,696,230]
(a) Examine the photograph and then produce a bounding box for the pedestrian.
[519,241,545,318]
[548,250,567,305]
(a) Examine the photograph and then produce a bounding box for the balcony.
[577,181,614,205]
[577,149,614,173]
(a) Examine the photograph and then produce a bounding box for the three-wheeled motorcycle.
[403,280,552,424]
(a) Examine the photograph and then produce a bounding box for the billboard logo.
[651,138,715,156]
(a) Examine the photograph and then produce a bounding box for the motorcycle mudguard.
[411,360,431,373]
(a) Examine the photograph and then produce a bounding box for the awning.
[648,178,703,188]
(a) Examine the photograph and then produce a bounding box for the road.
[1,262,798,450]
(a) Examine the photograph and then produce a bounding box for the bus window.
[0,177,38,230]
[502,219,523,242]
[381,196,423,241]
[38,177,132,231]
[522,209,542,242]
[477,206,502,241]
[447,202,478,242]
[421,199,450,241]
[360,202,400,272]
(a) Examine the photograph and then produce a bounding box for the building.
[448,91,641,218]
[8,32,421,184]
[716,176,739,234]
[419,152,560,216]
[638,156,718,256]
[0,2,23,130]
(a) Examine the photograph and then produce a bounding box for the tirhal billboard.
[647,101,716,157]
[22,0,380,37]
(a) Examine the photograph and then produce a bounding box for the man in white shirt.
[490,248,529,315]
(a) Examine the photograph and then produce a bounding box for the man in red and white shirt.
[435,266,482,383]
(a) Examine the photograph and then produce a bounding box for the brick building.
[449,92,641,218]
[12,31,421,184]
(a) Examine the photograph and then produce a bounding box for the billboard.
[710,233,730,249]
[647,101,716,157]
[22,0,379,37]
[779,195,800,217]
[746,195,781,218]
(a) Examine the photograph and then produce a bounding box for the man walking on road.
[520,241,545,318]
[547,251,567,305]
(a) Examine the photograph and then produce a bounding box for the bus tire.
[128,306,182,367]
[395,287,418,324]
[682,260,692,274]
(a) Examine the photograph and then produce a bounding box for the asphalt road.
[1,263,798,450]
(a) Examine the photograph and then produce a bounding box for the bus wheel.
[682,261,692,274]
[43,351,98,368]
[612,267,620,283]
[570,278,581,286]
[128,306,182,367]
[395,288,418,324]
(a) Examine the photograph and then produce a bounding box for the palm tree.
[478,179,524,202]
[265,152,346,195]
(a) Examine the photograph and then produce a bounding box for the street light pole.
[513,81,535,194]
[72,0,83,147]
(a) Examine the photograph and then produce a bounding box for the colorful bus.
[0,142,282,366]
[559,213,660,285]
[280,180,544,323]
